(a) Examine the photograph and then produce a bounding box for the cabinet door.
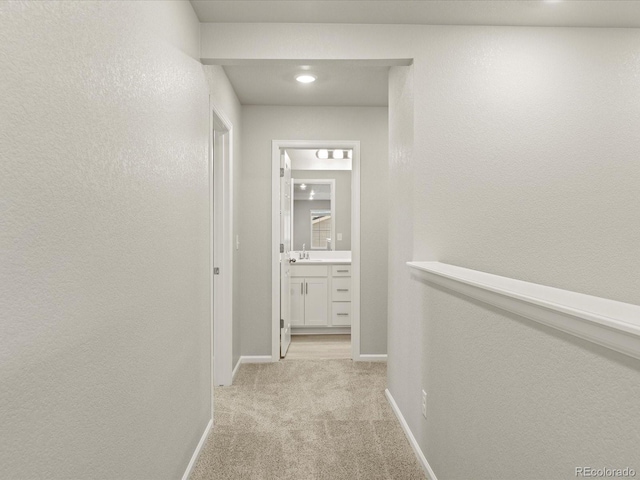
[304,278,328,325]
[290,278,305,326]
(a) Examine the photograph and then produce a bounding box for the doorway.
[271,140,361,361]
[211,103,234,388]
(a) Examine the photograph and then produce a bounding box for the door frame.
[210,101,234,389]
[271,140,361,362]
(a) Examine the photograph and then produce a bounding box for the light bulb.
[295,74,316,84]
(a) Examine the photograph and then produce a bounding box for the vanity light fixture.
[316,149,329,159]
[295,74,317,84]
[316,149,352,160]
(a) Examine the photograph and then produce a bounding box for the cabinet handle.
[306,282,308,295]
[301,282,303,295]
[337,289,349,292]
[337,313,349,316]
[337,270,348,273]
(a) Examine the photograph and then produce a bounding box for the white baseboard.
[359,354,387,362]
[240,355,273,364]
[385,389,438,480]
[181,418,212,480]
[231,357,242,381]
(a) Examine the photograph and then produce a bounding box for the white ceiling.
[190,1,640,28]
[223,64,389,106]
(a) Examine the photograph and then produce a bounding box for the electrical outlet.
[421,390,427,419]
[337,233,343,241]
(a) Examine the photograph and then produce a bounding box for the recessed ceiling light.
[296,74,316,84]
[300,183,307,190]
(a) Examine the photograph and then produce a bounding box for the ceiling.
[190,1,640,28]
[198,1,640,106]
[223,64,389,106]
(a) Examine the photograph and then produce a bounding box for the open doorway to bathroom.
[271,141,361,362]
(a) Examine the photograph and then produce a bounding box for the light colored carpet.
[191,360,426,480]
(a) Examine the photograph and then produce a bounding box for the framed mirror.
[292,179,335,250]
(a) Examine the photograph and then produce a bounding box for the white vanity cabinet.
[290,263,351,328]
[290,265,328,326]
[290,276,328,325]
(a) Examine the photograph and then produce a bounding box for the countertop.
[291,259,351,265]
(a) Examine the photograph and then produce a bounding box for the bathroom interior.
[282,147,353,360]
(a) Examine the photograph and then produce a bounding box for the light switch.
[337,233,342,241]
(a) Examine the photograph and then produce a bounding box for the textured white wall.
[406,27,640,479]
[0,2,210,478]
[204,65,243,370]
[240,106,389,356]
[203,23,640,478]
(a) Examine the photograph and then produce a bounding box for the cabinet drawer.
[290,265,328,277]
[332,277,351,302]
[332,265,351,277]
[332,302,351,326]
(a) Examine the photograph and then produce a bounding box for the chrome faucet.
[301,244,309,260]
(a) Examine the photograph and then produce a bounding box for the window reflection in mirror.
[310,210,331,249]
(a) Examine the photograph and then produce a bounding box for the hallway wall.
[240,106,389,356]
[0,3,211,479]
[202,23,640,479]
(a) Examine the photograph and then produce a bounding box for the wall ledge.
[407,262,640,361]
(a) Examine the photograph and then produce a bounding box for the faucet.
[301,244,309,260]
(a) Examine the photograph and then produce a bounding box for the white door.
[304,278,328,325]
[280,151,292,357]
[290,278,305,325]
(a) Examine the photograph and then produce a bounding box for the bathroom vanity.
[290,258,351,332]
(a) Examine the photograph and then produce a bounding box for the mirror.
[293,180,335,250]
[287,148,352,252]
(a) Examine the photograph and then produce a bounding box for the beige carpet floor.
[191,360,426,480]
